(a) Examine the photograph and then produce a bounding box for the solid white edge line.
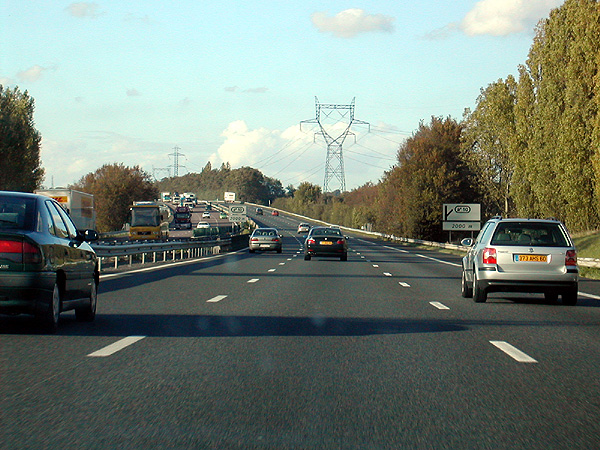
[579,292,600,300]
[415,253,461,267]
[490,341,538,363]
[88,336,146,357]
[207,295,227,303]
[430,301,449,310]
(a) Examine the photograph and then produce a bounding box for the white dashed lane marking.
[88,336,146,357]
[430,301,449,310]
[490,341,538,363]
[207,295,227,303]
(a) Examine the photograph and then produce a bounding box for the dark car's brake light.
[23,242,42,264]
[0,240,42,264]
[483,248,497,265]
[0,240,22,253]
[307,238,315,245]
[566,249,577,266]
[336,239,345,245]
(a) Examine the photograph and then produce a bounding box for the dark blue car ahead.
[0,191,99,332]
[304,227,348,261]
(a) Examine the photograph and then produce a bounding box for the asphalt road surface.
[2,209,600,449]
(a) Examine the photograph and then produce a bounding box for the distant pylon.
[300,97,369,193]
[168,146,186,177]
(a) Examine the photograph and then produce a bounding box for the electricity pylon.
[300,97,369,193]
[168,146,186,178]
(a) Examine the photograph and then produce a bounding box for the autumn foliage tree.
[377,117,479,241]
[0,86,44,191]
[71,163,158,232]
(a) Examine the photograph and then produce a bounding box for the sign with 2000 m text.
[228,204,247,222]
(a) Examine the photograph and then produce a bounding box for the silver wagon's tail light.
[565,250,577,266]
[483,248,497,265]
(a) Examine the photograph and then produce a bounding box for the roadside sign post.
[228,204,247,222]
[443,204,481,242]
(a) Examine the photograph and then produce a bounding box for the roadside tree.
[72,163,157,232]
[0,86,44,191]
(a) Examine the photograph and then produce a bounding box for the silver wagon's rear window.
[490,222,569,247]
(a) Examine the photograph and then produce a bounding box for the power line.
[344,154,393,171]
[345,147,396,161]
[168,146,186,177]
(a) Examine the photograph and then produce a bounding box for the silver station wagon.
[249,228,282,253]
[461,217,578,305]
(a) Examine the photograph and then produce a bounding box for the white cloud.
[208,121,393,189]
[66,2,101,18]
[40,134,167,188]
[225,86,269,94]
[17,65,50,82]
[213,120,276,167]
[311,9,395,38]
[243,87,269,94]
[126,88,142,97]
[0,76,14,86]
[124,13,153,25]
[460,0,563,36]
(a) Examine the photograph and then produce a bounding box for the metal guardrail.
[92,237,230,271]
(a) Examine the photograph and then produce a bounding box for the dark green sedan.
[0,191,99,332]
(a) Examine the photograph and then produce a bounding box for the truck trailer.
[35,188,96,230]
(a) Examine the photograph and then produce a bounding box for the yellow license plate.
[516,254,547,262]
[320,241,333,245]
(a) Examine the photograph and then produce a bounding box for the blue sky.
[1,0,563,192]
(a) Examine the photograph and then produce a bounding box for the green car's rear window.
[0,196,36,231]
[491,222,569,247]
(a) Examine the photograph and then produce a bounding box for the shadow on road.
[1,313,468,337]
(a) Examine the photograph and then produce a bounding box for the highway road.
[2,208,600,449]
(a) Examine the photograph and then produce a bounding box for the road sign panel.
[442,221,481,231]
[229,214,247,222]
[229,205,247,214]
[443,204,480,222]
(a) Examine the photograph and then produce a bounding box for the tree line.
[154,162,287,205]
